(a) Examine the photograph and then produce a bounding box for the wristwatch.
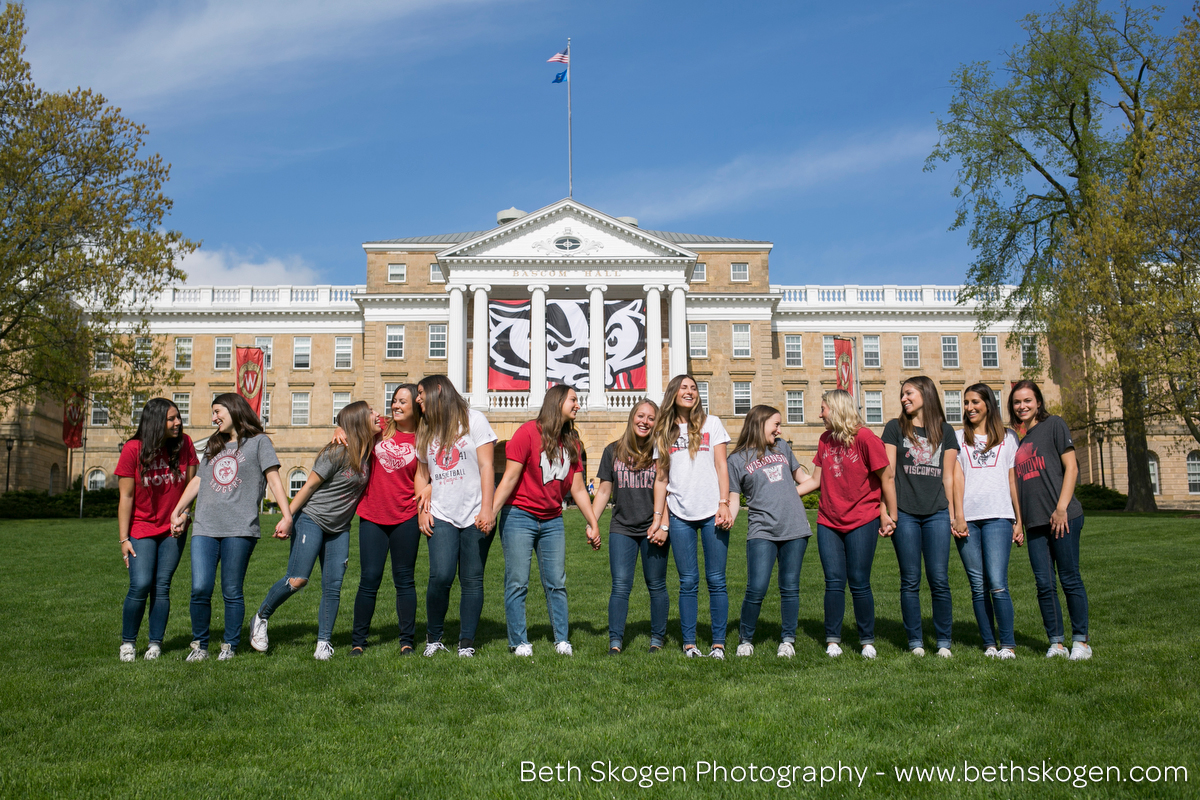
[659,524,668,532]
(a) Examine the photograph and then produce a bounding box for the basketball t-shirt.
[417,409,497,528]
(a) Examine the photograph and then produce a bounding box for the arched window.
[49,464,60,495]
[288,469,306,498]
[86,469,107,491]
[1147,453,1161,496]
[1187,451,1200,494]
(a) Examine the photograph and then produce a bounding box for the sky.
[22,0,1197,288]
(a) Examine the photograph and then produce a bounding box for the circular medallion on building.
[554,236,581,252]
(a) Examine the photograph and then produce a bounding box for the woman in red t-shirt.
[801,390,896,660]
[115,397,199,661]
[492,384,601,656]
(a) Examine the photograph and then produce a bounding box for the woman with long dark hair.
[250,401,379,660]
[170,393,290,662]
[1009,380,1090,660]
[115,397,199,661]
[726,404,812,658]
[493,384,600,657]
[882,375,962,657]
[650,374,733,658]
[590,399,668,655]
[414,375,497,658]
[951,383,1022,659]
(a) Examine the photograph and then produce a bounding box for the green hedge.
[0,482,120,519]
[1075,482,1127,511]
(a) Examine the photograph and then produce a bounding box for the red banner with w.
[834,338,855,396]
[236,347,265,416]
[62,391,86,448]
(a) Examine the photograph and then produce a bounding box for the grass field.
[0,510,1196,798]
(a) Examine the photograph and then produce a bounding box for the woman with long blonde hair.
[650,374,732,658]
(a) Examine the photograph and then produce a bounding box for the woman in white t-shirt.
[951,383,1023,659]
[650,374,732,658]
[414,375,498,657]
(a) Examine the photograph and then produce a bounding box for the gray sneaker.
[119,643,136,662]
[217,643,235,661]
[250,613,269,653]
[144,643,162,661]
[185,641,208,662]
[423,641,450,657]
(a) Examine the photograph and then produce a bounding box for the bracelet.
[653,511,662,516]
[719,500,729,505]
[119,538,131,544]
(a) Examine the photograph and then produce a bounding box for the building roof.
[367,228,769,247]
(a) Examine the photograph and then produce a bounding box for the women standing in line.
[650,374,733,659]
[115,398,199,661]
[1009,380,1090,660]
[348,384,422,657]
[726,405,812,658]
[590,400,668,655]
[882,376,962,657]
[952,383,1022,660]
[249,401,378,660]
[808,390,896,659]
[414,375,498,658]
[170,393,291,662]
[493,384,601,657]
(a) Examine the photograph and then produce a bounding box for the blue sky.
[23,0,1195,288]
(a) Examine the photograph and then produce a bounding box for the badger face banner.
[603,299,647,390]
[488,300,531,390]
[546,300,590,389]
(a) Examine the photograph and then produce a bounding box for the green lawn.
[0,510,1196,798]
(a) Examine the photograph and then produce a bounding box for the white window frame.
[384,382,403,411]
[174,337,192,370]
[255,336,273,370]
[730,262,749,282]
[1021,335,1039,368]
[865,391,883,424]
[173,393,191,426]
[87,469,107,491]
[944,390,962,424]
[692,262,706,282]
[981,335,999,368]
[93,342,112,372]
[133,337,153,371]
[941,336,959,369]
[689,324,708,358]
[863,335,880,369]
[388,263,406,283]
[288,469,307,498]
[733,381,752,416]
[786,390,804,424]
[214,337,233,370]
[823,335,836,368]
[260,392,271,425]
[732,324,751,358]
[428,324,447,360]
[696,381,709,413]
[291,392,310,426]
[334,337,353,370]
[1187,451,1200,494]
[1148,454,1161,495]
[902,336,920,369]
[131,393,148,426]
[332,392,351,425]
[429,263,444,283]
[386,325,405,359]
[90,396,109,426]
[293,337,312,370]
[784,334,803,368]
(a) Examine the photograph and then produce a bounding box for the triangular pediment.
[436,200,696,262]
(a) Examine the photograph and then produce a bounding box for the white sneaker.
[119,643,136,662]
[937,647,953,658]
[423,641,450,657]
[250,614,269,652]
[998,648,1016,660]
[217,643,235,661]
[861,645,877,659]
[458,646,475,657]
[684,646,704,658]
[984,646,999,658]
[555,641,574,656]
[513,642,533,657]
[144,643,161,661]
[911,647,926,657]
[736,642,755,657]
[1046,643,1069,658]
[707,647,725,660]
[1069,642,1092,661]
[314,641,334,661]
[777,642,795,659]
[185,641,208,662]
[826,642,842,657]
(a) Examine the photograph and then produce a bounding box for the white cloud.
[177,249,321,286]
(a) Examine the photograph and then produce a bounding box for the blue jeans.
[352,517,422,648]
[500,507,568,646]
[256,511,350,642]
[817,521,878,644]
[893,509,953,649]
[122,532,187,644]
[956,518,1016,649]
[608,533,670,647]
[427,518,493,644]
[739,537,806,644]
[1026,515,1088,644]
[190,534,257,650]
[669,515,729,647]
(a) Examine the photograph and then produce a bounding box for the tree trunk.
[1120,371,1158,512]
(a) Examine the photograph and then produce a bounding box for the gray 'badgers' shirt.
[194,435,280,539]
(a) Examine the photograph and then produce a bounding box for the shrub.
[803,490,820,509]
[1075,482,1127,511]
[0,486,121,519]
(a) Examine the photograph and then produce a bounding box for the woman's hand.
[715,502,733,530]
[586,523,601,550]
[274,516,293,539]
[952,515,969,539]
[474,510,494,534]
[1012,520,1025,546]
[170,509,188,534]
[1050,507,1069,538]
[419,509,434,538]
[879,509,895,537]
[416,484,432,515]
[121,539,135,567]
[330,426,348,446]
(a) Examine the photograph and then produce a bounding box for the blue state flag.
[552,69,567,83]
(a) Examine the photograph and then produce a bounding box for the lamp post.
[1096,429,1106,488]
[5,438,13,493]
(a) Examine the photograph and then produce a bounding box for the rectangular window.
[214,337,233,370]
[784,334,803,367]
[384,382,403,409]
[261,392,271,425]
[134,338,152,370]
[386,325,405,359]
[93,341,112,371]
[90,396,109,426]
[174,338,192,370]
[823,336,836,368]
[786,390,804,424]
[944,390,962,424]
[255,336,273,370]
[293,336,311,370]
[1149,457,1160,495]
[689,324,708,358]
[388,263,406,283]
[428,324,447,359]
[1021,335,1038,368]
[865,391,883,424]
[732,324,751,358]
[863,335,880,368]
[1187,454,1200,493]
[291,392,310,426]
[430,263,444,283]
[981,335,999,368]
[173,393,191,426]
[731,262,749,282]
[130,393,147,426]
[696,381,709,413]
[941,335,959,369]
[692,262,706,282]
[332,392,351,425]
[334,337,353,369]
[902,336,920,369]
[733,382,752,415]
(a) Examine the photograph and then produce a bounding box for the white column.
[529,284,550,408]
[447,284,466,393]
[643,284,664,402]
[667,283,688,380]
[470,284,491,410]
[586,284,608,410]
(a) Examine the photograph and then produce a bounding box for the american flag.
[547,47,569,64]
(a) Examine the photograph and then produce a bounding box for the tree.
[0,3,195,433]
[926,0,1172,511]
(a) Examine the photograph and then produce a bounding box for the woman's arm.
[267,466,298,538]
[415,461,434,537]
[570,472,601,550]
[475,442,495,534]
[796,466,821,496]
[726,491,741,527]
[590,480,613,527]
[714,443,732,529]
[1050,448,1079,538]
[946,451,967,538]
[1008,467,1024,546]
[647,470,669,543]
[491,460,524,517]
[170,475,201,532]
[118,477,136,564]
[877,463,897,536]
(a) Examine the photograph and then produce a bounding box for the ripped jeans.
[256,511,351,642]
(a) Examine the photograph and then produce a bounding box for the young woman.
[115,397,199,661]
[249,401,378,660]
[882,375,963,657]
[726,405,812,658]
[414,375,497,658]
[493,384,600,657]
[590,400,668,655]
[170,393,290,662]
[650,374,733,659]
[349,384,422,657]
[808,390,896,659]
[952,383,1023,659]
[1009,380,1090,660]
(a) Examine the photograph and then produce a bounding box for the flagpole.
[567,37,572,199]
